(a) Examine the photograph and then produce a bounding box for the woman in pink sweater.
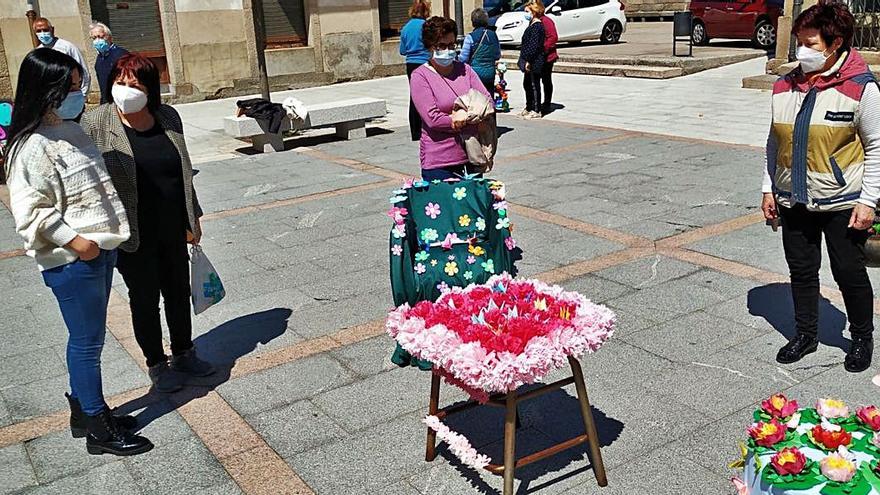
[410,16,493,180]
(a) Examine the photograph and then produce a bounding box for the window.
[553,0,579,11]
[263,0,308,48]
[379,0,411,38]
[577,0,609,8]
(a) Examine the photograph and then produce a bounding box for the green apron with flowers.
[388,178,521,369]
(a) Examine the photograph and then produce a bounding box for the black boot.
[845,337,874,373]
[66,393,138,439]
[85,409,153,456]
[776,333,819,364]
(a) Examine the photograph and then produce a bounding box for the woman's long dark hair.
[2,49,81,183]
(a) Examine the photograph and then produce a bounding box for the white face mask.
[796,46,831,74]
[111,84,148,114]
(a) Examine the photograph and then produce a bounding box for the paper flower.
[786,412,802,430]
[437,281,450,292]
[420,228,439,243]
[445,262,459,277]
[402,178,414,189]
[463,271,473,280]
[391,245,403,256]
[811,423,852,450]
[820,449,856,483]
[448,255,456,261]
[857,406,880,431]
[430,259,438,267]
[493,201,508,211]
[481,259,495,274]
[415,251,430,262]
[771,447,807,476]
[459,215,471,227]
[387,206,408,224]
[468,245,486,257]
[441,233,460,250]
[423,415,490,469]
[505,237,517,251]
[475,217,486,231]
[817,398,849,419]
[392,224,406,239]
[496,217,511,230]
[466,255,476,265]
[425,203,441,219]
[873,432,880,449]
[415,263,426,274]
[748,419,786,448]
[453,187,467,200]
[762,394,799,419]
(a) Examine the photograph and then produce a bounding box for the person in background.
[399,0,432,141]
[538,1,558,115]
[82,54,214,394]
[762,1,879,373]
[518,1,545,119]
[458,8,502,94]
[33,17,90,98]
[89,21,129,104]
[410,16,493,180]
[4,49,151,456]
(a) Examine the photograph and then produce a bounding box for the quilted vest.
[771,51,875,212]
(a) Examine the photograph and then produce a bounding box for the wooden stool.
[425,356,608,494]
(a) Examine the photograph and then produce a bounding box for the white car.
[495,0,626,46]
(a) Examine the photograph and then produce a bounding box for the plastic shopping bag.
[190,245,226,315]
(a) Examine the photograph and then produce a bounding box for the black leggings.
[406,63,423,141]
[541,61,555,109]
[523,71,542,113]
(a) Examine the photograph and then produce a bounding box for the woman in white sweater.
[3,49,152,456]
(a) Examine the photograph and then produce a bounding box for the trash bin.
[672,11,693,57]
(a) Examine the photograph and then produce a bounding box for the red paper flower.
[811,424,852,450]
[762,394,800,419]
[771,447,807,476]
[857,406,880,431]
[748,419,786,448]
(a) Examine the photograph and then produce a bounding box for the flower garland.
[423,415,492,469]
[386,273,615,399]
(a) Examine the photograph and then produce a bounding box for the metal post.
[455,0,464,44]
[787,0,803,62]
[251,0,271,101]
[26,2,38,49]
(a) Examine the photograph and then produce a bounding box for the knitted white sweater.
[6,121,130,271]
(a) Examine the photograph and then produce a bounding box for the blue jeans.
[42,250,117,416]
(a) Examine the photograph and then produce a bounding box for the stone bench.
[223,97,388,152]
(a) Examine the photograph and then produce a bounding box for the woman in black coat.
[518,0,546,119]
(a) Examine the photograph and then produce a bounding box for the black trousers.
[406,63,423,141]
[523,70,542,112]
[116,224,193,368]
[779,204,874,340]
[541,61,555,109]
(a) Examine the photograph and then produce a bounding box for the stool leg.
[569,357,608,487]
[426,372,441,462]
[503,393,517,495]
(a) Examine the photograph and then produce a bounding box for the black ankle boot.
[66,393,138,439]
[845,337,874,373]
[776,334,819,364]
[85,409,153,456]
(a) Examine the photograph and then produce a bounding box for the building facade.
[0,0,479,102]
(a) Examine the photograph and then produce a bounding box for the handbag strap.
[469,29,489,64]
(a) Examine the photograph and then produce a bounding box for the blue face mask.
[524,13,533,21]
[433,49,456,67]
[36,32,54,45]
[93,38,110,54]
[55,91,85,120]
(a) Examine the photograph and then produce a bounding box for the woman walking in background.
[518,0,546,119]
[399,0,432,141]
[458,8,502,94]
[539,1,559,115]
[4,49,151,456]
[82,54,214,394]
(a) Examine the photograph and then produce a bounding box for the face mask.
[797,45,831,73]
[93,38,110,54]
[55,91,85,120]
[36,32,53,45]
[433,49,455,67]
[524,12,533,21]
[112,84,148,114]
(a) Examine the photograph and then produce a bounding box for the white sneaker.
[524,111,542,120]
[518,108,530,117]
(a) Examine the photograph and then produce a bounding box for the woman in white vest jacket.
[762,1,880,373]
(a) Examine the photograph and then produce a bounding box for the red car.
[689,0,783,49]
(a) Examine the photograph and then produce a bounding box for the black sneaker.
[85,409,153,456]
[66,393,137,439]
[845,338,873,373]
[776,334,819,364]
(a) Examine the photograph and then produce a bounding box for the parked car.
[689,0,783,50]
[494,0,626,46]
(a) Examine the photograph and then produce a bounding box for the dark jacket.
[95,45,129,104]
[81,104,203,252]
[518,21,545,73]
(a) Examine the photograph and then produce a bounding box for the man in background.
[89,21,128,104]
[33,17,90,97]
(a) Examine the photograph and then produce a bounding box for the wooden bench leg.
[425,372,441,462]
[569,357,608,487]
[503,393,517,495]
[252,133,284,153]
[335,120,367,140]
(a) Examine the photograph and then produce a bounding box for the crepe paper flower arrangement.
[423,415,491,469]
[857,406,880,432]
[759,447,825,491]
[819,398,852,420]
[809,420,854,451]
[817,448,875,495]
[748,419,788,449]
[425,202,442,219]
[386,273,615,401]
[761,394,800,420]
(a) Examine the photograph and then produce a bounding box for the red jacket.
[541,16,559,63]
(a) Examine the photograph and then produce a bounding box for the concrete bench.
[223,97,388,152]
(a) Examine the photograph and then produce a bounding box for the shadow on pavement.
[747,283,849,351]
[435,387,624,494]
[116,307,292,429]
